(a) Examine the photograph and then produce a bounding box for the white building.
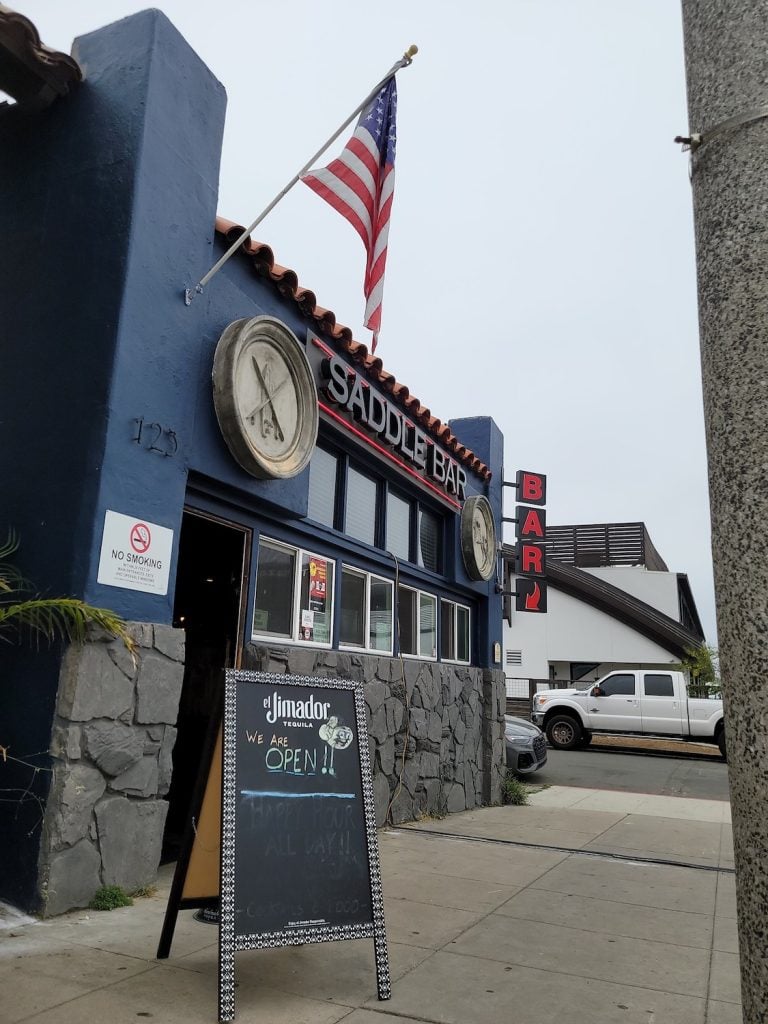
[502,523,705,698]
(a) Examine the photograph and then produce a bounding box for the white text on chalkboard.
[265,691,331,724]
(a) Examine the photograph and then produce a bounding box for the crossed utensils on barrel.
[246,355,288,442]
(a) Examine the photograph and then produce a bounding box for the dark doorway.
[162,510,249,862]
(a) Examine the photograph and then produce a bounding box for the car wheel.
[717,728,727,761]
[546,715,582,750]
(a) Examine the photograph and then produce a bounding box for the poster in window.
[312,612,330,644]
[308,557,328,612]
[300,608,315,640]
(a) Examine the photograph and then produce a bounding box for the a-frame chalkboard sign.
[218,669,390,1022]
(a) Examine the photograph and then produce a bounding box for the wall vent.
[505,650,523,666]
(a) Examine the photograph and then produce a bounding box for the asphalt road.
[531,745,731,801]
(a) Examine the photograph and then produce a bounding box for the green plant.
[0,532,135,652]
[501,771,529,806]
[416,808,447,821]
[131,884,158,899]
[89,885,133,911]
[678,644,721,698]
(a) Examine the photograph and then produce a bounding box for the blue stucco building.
[0,9,505,914]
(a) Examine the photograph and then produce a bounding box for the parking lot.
[530,743,730,801]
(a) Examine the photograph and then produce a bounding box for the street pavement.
[534,745,730,800]
[0,786,740,1024]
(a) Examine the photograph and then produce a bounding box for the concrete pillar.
[681,3,768,1018]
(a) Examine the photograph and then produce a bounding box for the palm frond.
[0,530,20,562]
[0,563,26,594]
[0,597,136,654]
[0,532,135,659]
[0,531,29,594]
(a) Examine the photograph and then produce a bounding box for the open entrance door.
[162,510,249,862]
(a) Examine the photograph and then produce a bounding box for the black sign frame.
[218,670,390,1022]
[515,542,547,577]
[515,504,546,542]
[515,469,547,506]
[515,578,548,613]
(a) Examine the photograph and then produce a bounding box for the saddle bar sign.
[308,331,468,504]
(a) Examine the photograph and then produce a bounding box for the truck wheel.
[546,715,582,750]
[717,728,727,761]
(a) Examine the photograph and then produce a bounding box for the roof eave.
[0,6,82,110]
[214,217,492,482]
[502,546,704,660]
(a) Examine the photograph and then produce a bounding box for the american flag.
[301,78,398,352]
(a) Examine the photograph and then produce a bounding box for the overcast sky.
[20,1,716,641]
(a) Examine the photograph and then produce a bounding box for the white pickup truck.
[531,669,726,759]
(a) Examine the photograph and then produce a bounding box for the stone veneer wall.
[38,623,185,917]
[37,628,504,916]
[243,644,506,826]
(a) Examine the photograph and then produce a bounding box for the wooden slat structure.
[541,522,669,571]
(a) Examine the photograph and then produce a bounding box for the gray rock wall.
[243,645,506,826]
[38,628,505,917]
[39,623,184,917]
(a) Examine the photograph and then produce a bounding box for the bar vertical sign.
[514,471,547,613]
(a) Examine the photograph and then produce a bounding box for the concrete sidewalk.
[1,786,740,1024]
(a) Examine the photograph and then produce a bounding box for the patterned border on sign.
[218,670,238,1022]
[217,669,391,1021]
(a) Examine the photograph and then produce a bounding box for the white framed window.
[418,506,442,572]
[397,585,437,659]
[252,538,334,646]
[307,447,339,527]
[340,566,394,654]
[440,599,471,664]
[386,490,411,560]
[345,466,378,546]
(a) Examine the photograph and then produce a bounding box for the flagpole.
[184,45,418,305]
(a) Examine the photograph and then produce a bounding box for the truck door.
[585,672,641,731]
[639,672,684,735]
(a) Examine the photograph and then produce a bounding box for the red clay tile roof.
[215,217,491,482]
[0,5,82,109]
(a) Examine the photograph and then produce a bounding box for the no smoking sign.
[98,510,173,595]
[130,523,151,554]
